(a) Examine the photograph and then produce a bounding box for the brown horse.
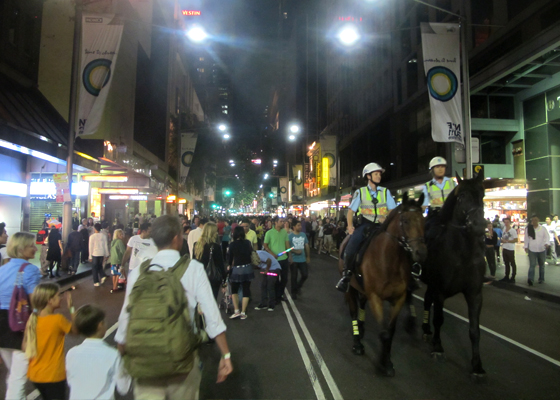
[338,193,426,376]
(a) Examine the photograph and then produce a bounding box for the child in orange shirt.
[23,283,75,400]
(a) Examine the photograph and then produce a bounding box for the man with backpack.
[115,215,232,398]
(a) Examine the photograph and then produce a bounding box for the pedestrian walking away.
[524,215,550,286]
[46,227,63,278]
[89,223,109,287]
[194,222,226,300]
[115,215,232,398]
[288,221,310,300]
[228,226,255,319]
[109,229,126,293]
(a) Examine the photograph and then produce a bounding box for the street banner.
[272,187,278,206]
[77,14,124,137]
[421,22,463,145]
[53,173,71,203]
[292,165,303,198]
[320,136,337,186]
[180,132,198,181]
[279,177,289,202]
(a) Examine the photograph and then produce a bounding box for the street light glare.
[289,134,296,141]
[223,134,230,139]
[218,124,227,131]
[290,125,300,133]
[186,27,208,42]
[338,26,360,46]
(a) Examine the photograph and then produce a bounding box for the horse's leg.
[358,294,367,339]
[405,284,417,334]
[422,286,434,340]
[431,293,445,360]
[464,289,486,377]
[379,293,406,377]
[347,288,364,355]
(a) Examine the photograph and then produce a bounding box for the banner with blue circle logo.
[421,23,464,145]
[77,14,123,137]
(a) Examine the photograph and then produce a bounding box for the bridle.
[384,206,425,255]
[451,192,483,231]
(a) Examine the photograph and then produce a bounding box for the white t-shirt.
[127,235,158,271]
[0,247,8,264]
[501,227,518,251]
[544,223,557,243]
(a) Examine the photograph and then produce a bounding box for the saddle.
[345,223,382,267]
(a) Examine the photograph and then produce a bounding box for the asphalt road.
[2,252,560,400]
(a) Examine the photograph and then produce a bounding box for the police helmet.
[363,163,385,177]
[428,157,447,170]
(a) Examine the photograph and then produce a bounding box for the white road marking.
[281,301,326,400]
[26,322,120,399]
[285,290,344,400]
[104,321,119,339]
[412,294,560,368]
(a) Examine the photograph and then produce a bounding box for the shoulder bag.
[9,263,32,332]
[206,245,222,282]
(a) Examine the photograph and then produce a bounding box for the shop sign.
[53,173,71,203]
[0,181,27,197]
[30,180,89,199]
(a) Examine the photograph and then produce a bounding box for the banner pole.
[460,7,473,179]
[63,0,83,245]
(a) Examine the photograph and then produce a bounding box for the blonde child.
[24,283,74,400]
[109,229,126,293]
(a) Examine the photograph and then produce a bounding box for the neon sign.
[182,10,201,16]
[337,16,363,22]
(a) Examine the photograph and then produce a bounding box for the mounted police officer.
[412,156,456,277]
[336,163,396,292]
[421,156,456,211]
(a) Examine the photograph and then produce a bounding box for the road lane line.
[412,294,560,368]
[285,290,344,400]
[104,321,119,339]
[281,301,326,400]
[26,322,120,399]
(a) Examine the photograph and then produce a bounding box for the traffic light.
[268,192,274,198]
[222,188,232,197]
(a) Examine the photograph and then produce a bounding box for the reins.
[383,205,424,255]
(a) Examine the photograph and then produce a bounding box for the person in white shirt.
[88,223,109,287]
[121,222,157,274]
[67,305,131,400]
[544,216,558,265]
[499,217,518,283]
[188,218,207,258]
[115,215,232,397]
[524,215,550,286]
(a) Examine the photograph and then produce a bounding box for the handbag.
[206,245,222,282]
[9,263,32,332]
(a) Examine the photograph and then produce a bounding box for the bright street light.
[230,163,235,167]
[288,134,296,141]
[186,27,208,42]
[218,124,227,132]
[337,25,361,46]
[264,174,269,179]
[223,134,230,139]
[229,159,234,163]
[273,160,278,164]
[290,125,300,134]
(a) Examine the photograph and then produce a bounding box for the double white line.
[282,290,344,400]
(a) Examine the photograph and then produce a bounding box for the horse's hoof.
[470,372,487,382]
[422,333,432,342]
[431,352,446,361]
[352,345,365,355]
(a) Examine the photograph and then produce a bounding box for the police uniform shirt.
[349,184,397,213]
[421,176,455,207]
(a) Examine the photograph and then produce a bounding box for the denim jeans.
[290,262,308,295]
[91,256,106,284]
[276,259,290,301]
[261,272,278,307]
[528,250,546,283]
[70,250,80,273]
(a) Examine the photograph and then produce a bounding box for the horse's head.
[393,193,428,263]
[452,172,486,235]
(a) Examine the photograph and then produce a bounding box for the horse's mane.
[438,185,459,223]
[379,198,422,232]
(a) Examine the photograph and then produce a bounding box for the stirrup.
[336,270,352,292]
[411,262,422,278]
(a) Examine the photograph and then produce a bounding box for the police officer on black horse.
[412,156,456,276]
[336,162,397,292]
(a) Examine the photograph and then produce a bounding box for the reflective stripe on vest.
[426,179,454,207]
[358,187,388,222]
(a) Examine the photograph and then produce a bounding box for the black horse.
[421,173,487,378]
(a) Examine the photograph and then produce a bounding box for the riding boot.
[336,255,354,293]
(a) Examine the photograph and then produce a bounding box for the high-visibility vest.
[357,186,388,222]
[425,179,454,207]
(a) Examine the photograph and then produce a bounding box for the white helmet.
[363,162,385,177]
[429,156,447,170]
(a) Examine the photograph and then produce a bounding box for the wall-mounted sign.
[98,188,139,195]
[182,10,201,16]
[108,195,147,201]
[30,181,89,198]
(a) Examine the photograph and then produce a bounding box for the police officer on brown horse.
[336,163,397,292]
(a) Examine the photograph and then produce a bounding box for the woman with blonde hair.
[24,283,74,400]
[109,229,126,293]
[194,222,225,299]
[0,232,43,399]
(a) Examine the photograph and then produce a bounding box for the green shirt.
[109,239,126,265]
[264,228,289,261]
[246,229,258,248]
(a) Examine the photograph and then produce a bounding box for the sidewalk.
[490,244,560,304]
[28,244,101,287]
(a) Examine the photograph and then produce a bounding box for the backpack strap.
[171,255,192,279]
